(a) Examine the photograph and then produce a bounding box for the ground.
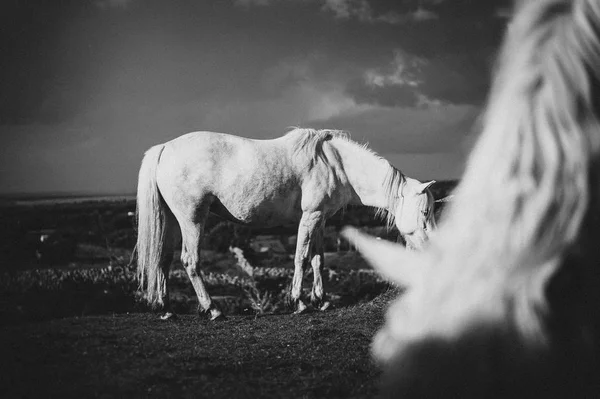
[0,295,389,398]
[1,195,451,398]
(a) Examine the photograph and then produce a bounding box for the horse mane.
[288,127,406,225]
[372,0,600,394]
[288,127,350,167]
[438,0,600,281]
[375,167,406,230]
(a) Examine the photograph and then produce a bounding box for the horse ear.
[417,180,436,194]
[341,227,425,287]
[435,194,454,203]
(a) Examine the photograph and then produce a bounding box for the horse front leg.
[289,239,310,314]
[289,211,323,313]
[310,227,329,311]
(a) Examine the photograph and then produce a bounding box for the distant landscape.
[0,179,457,322]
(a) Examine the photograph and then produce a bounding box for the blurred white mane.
[344,0,600,396]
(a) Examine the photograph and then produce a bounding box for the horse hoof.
[210,311,226,321]
[319,301,331,311]
[293,300,308,315]
[310,295,327,310]
[160,312,176,320]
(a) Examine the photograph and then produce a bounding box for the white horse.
[136,128,435,320]
[344,0,600,396]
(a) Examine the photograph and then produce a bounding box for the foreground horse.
[344,0,600,396]
[136,128,435,319]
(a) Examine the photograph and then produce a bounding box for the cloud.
[259,51,430,108]
[323,0,373,22]
[94,0,134,9]
[1,0,503,194]
[322,0,439,24]
[232,0,442,24]
[346,46,492,107]
[308,103,479,154]
[416,54,491,105]
[0,75,375,194]
[260,57,314,95]
[345,49,427,107]
[364,50,425,88]
[233,0,311,6]
[346,79,419,107]
[200,80,372,134]
[234,0,272,6]
[411,6,438,21]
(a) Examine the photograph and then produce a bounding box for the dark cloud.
[418,54,491,105]
[94,0,134,9]
[346,78,419,107]
[335,0,509,106]
[0,0,508,124]
[343,49,493,107]
[233,0,274,6]
[0,0,509,193]
[0,2,65,124]
[237,0,446,25]
[308,104,480,154]
[234,0,496,26]
[343,48,422,107]
[323,0,401,24]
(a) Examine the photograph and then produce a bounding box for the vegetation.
[0,181,458,324]
[0,252,390,324]
[0,181,457,397]
[0,179,457,270]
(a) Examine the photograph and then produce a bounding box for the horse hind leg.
[159,249,176,320]
[159,210,179,320]
[179,216,224,321]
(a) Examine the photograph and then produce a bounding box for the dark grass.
[0,291,396,399]
[0,255,391,325]
[0,191,456,397]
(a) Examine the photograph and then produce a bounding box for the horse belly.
[211,188,302,227]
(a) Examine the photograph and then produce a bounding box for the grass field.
[0,186,456,397]
[0,204,392,398]
[0,290,395,398]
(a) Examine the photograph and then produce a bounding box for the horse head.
[394,178,436,250]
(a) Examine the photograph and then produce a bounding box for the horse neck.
[332,139,395,210]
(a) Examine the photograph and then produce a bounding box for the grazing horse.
[136,128,436,319]
[344,0,600,396]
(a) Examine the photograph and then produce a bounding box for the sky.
[0,0,510,195]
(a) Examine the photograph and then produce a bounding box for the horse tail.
[135,144,168,307]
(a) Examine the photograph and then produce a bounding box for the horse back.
[156,131,305,226]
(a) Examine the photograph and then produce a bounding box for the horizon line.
[0,190,137,200]
[0,178,459,200]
